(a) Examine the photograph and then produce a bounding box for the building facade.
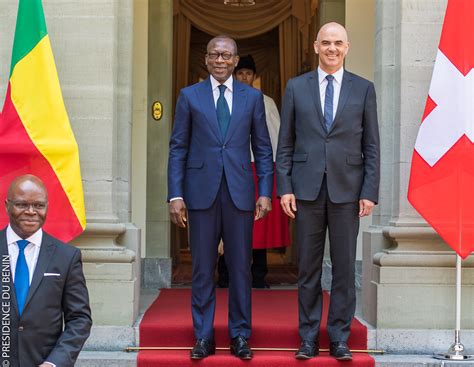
[0,0,472,355]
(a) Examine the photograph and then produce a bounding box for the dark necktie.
[15,239,30,316]
[217,84,231,138]
[324,74,334,131]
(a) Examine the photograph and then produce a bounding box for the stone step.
[374,355,474,366]
[82,325,139,351]
[81,324,474,355]
[76,352,474,367]
[76,351,136,367]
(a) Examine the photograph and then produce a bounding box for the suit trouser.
[296,176,359,343]
[188,175,253,340]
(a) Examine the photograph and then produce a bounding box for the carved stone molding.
[374,226,474,268]
[70,222,136,263]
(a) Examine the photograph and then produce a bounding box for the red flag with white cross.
[408,0,474,259]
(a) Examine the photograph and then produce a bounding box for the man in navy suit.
[277,23,380,361]
[167,35,273,360]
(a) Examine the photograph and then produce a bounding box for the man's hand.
[255,196,272,220]
[39,363,55,367]
[280,194,297,219]
[169,199,187,228]
[359,199,375,217]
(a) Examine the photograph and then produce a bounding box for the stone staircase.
[76,351,474,367]
[74,324,474,366]
[74,289,474,366]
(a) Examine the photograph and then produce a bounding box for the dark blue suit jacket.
[0,229,92,367]
[168,77,273,211]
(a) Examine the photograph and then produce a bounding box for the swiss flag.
[408,0,474,259]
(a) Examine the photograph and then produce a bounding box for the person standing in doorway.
[168,36,273,360]
[276,22,380,361]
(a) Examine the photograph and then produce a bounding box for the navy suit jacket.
[0,229,92,367]
[168,77,273,211]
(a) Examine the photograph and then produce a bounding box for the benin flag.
[0,0,86,241]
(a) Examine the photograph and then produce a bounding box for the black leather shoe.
[190,338,216,359]
[230,335,253,360]
[295,340,318,359]
[329,341,352,361]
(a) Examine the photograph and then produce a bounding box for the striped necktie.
[324,74,334,131]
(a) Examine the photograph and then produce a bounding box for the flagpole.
[434,254,473,360]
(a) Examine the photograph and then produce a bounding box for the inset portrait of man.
[1,174,92,367]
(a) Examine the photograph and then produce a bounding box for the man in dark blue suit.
[167,35,273,360]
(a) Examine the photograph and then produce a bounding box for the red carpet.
[138,289,374,366]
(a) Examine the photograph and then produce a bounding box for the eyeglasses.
[206,52,234,60]
[7,200,47,211]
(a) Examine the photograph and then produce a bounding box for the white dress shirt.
[7,224,43,284]
[210,74,233,113]
[318,66,344,120]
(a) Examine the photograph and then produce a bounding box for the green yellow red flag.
[0,0,86,241]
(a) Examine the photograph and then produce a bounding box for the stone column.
[59,0,140,326]
[140,0,174,288]
[364,0,474,352]
[30,0,139,326]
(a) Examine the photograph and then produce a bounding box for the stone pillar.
[141,0,173,288]
[132,0,149,278]
[60,0,140,326]
[0,2,15,98]
[364,0,474,351]
[1,0,141,326]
